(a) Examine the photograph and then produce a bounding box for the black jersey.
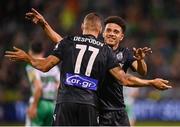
[51,34,119,106]
[98,47,135,110]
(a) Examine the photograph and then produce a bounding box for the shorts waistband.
[99,107,126,111]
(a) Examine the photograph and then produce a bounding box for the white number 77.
[74,44,99,76]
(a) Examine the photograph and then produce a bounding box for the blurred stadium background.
[0,0,179,126]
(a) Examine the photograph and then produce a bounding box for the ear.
[102,30,105,38]
[28,50,32,55]
[99,26,102,34]
[120,33,124,41]
[81,23,84,31]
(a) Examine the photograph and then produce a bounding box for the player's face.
[103,23,124,49]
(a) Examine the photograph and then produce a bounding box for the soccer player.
[123,87,139,126]
[5,12,171,126]
[97,16,151,126]
[25,9,170,126]
[25,42,60,126]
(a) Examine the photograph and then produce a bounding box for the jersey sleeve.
[51,37,68,60]
[106,46,120,70]
[126,48,136,71]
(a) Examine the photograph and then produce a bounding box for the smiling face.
[103,23,124,50]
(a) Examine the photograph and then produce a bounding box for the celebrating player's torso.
[52,35,119,106]
[98,47,135,110]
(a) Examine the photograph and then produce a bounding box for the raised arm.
[109,66,172,90]
[5,47,60,72]
[131,47,152,76]
[25,8,63,43]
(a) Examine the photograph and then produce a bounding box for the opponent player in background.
[25,42,60,126]
[124,87,139,126]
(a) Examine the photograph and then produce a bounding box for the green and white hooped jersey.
[26,64,60,100]
[123,87,139,105]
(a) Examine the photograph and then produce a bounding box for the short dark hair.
[84,12,102,23]
[104,16,126,33]
[83,12,103,31]
[30,42,43,54]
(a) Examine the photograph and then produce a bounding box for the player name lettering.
[74,36,104,46]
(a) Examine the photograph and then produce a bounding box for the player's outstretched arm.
[25,8,62,43]
[109,66,172,90]
[132,47,152,76]
[5,46,60,72]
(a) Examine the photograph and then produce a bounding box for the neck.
[83,30,99,38]
[112,43,119,51]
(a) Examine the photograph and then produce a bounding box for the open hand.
[27,104,37,119]
[5,46,28,62]
[152,78,172,90]
[25,8,46,25]
[133,47,152,60]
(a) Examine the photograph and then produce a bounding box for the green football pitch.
[1,121,180,126]
[136,121,180,126]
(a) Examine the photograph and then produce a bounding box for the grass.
[1,121,180,126]
[136,121,180,126]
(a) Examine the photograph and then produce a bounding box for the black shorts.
[52,103,98,126]
[99,108,130,126]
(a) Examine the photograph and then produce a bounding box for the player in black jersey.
[6,10,171,126]
[97,16,152,126]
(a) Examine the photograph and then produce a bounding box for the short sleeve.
[127,48,136,71]
[51,37,67,60]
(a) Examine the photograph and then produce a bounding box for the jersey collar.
[83,34,96,39]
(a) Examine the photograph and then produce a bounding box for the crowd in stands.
[0,0,179,103]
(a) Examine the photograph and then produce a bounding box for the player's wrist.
[136,58,144,61]
[39,19,47,28]
[148,79,155,86]
[25,53,31,63]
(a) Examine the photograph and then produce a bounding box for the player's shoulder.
[26,64,43,72]
[25,64,40,75]
[125,47,134,56]
[100,44,115,55]
[117,46,129,51]
[25,64,34,71]
[50,65,60,72]
[56,35,75,47]
[125,47,131,52]
[61,35,73,41]
[117,47,132,54]
[103,44,113,50]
